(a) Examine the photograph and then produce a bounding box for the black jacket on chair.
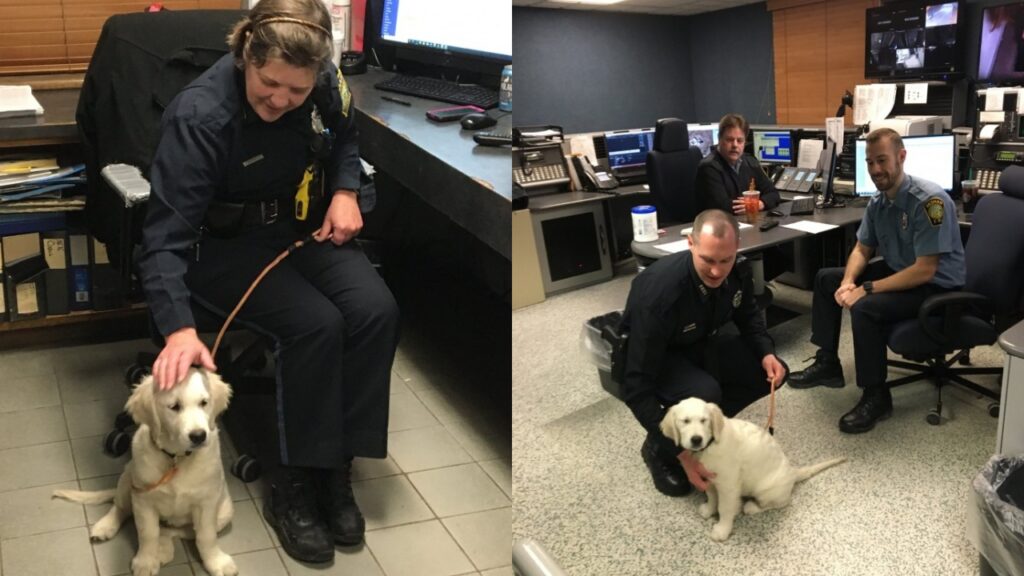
[78,10,245,254]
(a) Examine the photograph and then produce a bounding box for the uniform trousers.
[810,262,950,391]
[185,219,400,469]
[652,334,782,419]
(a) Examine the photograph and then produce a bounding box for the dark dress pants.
[653,335,780,418]
[810,262,947,391]
[185,220,400,469]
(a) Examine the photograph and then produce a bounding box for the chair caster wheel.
[125,363,149,387]
[988,403,1000,418]
[926,410,942,426]
[231,455,261,483]
[114,411,134,431]
[104,430,131,457]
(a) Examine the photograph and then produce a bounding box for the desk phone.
[977,169,1002,194]
[775,166,817,193]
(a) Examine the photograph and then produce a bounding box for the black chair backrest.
[78,10,246,252]
[966,164,1024,321]
[645,118,702,224]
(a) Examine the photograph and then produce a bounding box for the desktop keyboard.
[375,74,499,109]
[789,197,816,215]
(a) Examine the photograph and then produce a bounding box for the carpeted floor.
[513,274,1003,576]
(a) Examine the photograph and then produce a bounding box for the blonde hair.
[227,0,333,70]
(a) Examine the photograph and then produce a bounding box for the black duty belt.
[204,195,294,237]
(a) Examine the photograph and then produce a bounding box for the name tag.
[242,154,264,167]
[683,323,697,333]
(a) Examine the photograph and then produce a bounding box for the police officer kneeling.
[619,209,788,496]
[788,128,965,434]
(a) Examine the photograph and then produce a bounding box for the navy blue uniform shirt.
[139,54,360,337]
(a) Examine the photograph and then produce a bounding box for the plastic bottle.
[499,65,513,112]
[330,0,350,61]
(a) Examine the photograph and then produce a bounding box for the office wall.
[513,8,696,134]
[687,3,777,125]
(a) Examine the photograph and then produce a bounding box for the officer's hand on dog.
[315,190,362,246]
[154,328,216,391]
[679,450,715,491]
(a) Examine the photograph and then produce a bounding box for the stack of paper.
[0,158,86,212]
[0,85,45,119]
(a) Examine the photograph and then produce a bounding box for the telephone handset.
[572,155,619,192]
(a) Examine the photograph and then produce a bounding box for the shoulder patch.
[336,69,351,118]
[924,197,944,226]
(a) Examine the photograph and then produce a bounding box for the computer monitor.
[378,0,512,76]
[604,128,655,174]
[752,130,793,164]
[686,124,719,158]
[854,134,955,197]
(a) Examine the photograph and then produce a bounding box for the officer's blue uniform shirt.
[856,174,965,288]
[139,53,360,337]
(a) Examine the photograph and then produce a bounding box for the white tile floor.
[0,337,511,576]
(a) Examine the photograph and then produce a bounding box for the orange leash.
[766,376,777,435]
[210,235,313,358]
[133,465,180,493]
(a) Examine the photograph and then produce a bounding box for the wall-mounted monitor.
[978,2,1024,83]
[378,0,511,77]
[865,1,963,80]
[686,124,719,158]
[752,129,793,164]
[603,128,655,173]
[854,134,955,197]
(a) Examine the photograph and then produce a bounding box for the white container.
[330,0,350,54]
[631,205,658,242]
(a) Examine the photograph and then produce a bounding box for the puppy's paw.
[698,502,715,519]
[131,553,161,576]
[89,517,120,541]
[204,551,238,576]
[742,500,763,515]
[710,522,733,542]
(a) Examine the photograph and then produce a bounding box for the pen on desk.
[381,95,411,106]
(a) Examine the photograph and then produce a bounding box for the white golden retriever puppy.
[660,397,845,542]
[54,368,236,576]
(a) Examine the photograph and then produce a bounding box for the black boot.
[263,466,334,563]
[789,350,845,389]
[318,459,366,545]
[641,435,691,497]
[839,388,893,434]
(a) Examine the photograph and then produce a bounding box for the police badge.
[733,290,742,308]
[901,212,908,230]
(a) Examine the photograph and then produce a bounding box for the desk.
[997,319,1024,455]
[0,89,79,147]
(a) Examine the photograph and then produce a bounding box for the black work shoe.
[318,460,366,546]
[839,390,893,434]
[263,467,334,564]
[641,437,692,497]
[788,352,845,389]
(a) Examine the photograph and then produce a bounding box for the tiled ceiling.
[511,0,765,17]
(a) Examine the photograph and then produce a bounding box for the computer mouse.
[460,112,497,130]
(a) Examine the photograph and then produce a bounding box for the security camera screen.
[687,124,718,158]
[978,3,1024,82]
[865,2,960,78]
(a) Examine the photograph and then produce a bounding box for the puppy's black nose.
[188,430,207,446]
[690,435,703,447]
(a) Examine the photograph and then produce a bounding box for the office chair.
[645,118,703,225]
[79,10,270,482]
[885,165,1024,425]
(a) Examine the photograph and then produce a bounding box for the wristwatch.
[863,281,874,294]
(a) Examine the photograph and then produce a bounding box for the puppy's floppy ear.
[659,405,682,448]
[205,370,232,418]
[125,375,160,437]
[708,402,725,440]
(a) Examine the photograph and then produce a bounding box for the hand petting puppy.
[679,450,716,491]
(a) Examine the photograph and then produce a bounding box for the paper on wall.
[854,84,896,125]
[986,88,1005,111]
[826,117,844,147]
[903,83,928,104]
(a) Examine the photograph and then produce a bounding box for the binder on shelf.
[42,230,70,315]
[0,242,5,323]
[90,237,121,311]
[68,232,91,311]
[2,232,46,322]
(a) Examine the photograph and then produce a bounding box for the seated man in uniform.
[788,127,966,433]
[619,209,788,496]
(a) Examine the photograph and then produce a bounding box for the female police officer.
[138,0,399,563]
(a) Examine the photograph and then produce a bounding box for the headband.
[255,16,331,38]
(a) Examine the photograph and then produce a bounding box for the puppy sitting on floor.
[54,368,236,576]
[660,397,845,542]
